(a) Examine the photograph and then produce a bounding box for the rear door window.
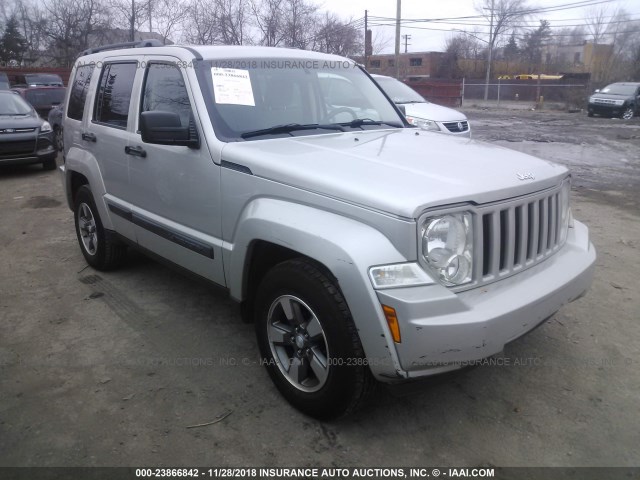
[93,63,137,128]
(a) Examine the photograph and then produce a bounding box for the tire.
[54,126,64,152]
[621,106,634,120]
[74,185,126,270]
[255,259,375,419]
[587,111,594,117]
[42,157,57,170]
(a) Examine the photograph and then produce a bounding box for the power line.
[366,0,619,25]
[367,22,640,39]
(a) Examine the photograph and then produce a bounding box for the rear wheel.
[74,185,125,270]
[255,259,374,419]
[621,106,634,120]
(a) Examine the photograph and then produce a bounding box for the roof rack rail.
[79,39,164,57]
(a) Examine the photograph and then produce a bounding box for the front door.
[126,59,225,286]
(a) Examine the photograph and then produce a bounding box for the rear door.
[83,60,139,241]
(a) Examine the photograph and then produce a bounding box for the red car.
[11,86,66,119]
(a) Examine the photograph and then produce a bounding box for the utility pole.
[395,0,401,79]
[402,34,411,53]
[130,0,136,41]
[483,0,495,101]
[364,10,368,68]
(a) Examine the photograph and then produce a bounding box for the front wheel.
[621,106,634,120]
[255,259,374,419]
[74,185,126,270]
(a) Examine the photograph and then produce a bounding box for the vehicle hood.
[401,102,467,122]
[0,113,42,130]
[221,129,567,218]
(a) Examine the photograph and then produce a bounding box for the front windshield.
[600,84,637,95]
[0,93,32,115]
[374,76,426,104]
[198,58,405,141]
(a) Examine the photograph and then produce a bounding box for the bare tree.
[42,0,110,66]
[282,0,317,49]
[250,0,286,47]
[585,6,609,45]
[12,0,47,64]
[312,12,361,57]
[371,28,392,55]
[477,0,530,99]
[183,0,250,45]
[109,0,150,40]
[152,0,187,44]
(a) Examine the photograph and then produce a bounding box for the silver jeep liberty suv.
[60,40,595,419]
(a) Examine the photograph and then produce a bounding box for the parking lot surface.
[1,109,639,467]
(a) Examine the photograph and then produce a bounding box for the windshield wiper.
[241,123,345,139]
[340,118,403,129]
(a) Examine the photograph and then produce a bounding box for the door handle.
[125,146,147,158]
[81,132,96,142]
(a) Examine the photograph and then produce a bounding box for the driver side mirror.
[594,89,600,93]
[140,111,200,149]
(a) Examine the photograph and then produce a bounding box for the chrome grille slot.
[443,121,469,133]
[477,187,564,285]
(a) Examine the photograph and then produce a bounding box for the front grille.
[477,188,563,284]
[0,140,37,156]
[593,98,617,105]
[0,128,36,134]
[443,121,469,133]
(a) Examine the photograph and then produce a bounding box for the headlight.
[40,121,52,133]
[559,178,572,245]
[369,263,434,289]
[614,99,625,106]
[406,116,440,132]
[421,212,473,286]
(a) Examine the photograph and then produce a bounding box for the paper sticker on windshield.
[211,68,255,106]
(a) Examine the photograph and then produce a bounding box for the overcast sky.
[321,0,638,53]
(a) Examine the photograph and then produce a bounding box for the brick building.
[359,52,444,79]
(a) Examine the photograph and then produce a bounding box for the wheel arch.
[64,148,113,229]
[225,197,408,379]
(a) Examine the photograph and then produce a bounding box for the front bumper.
[375,220,595,379]
[587,103,625,117]
[0,132,56,166]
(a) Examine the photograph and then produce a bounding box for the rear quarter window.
[67,65,94,121]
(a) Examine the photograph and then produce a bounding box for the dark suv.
[12,86,66,118]
[0,90,57,170]
[588,82,640,119]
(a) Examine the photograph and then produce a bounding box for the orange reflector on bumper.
[382,305,401,343]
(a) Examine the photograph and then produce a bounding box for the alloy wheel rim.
[267,295,330,392]
[78,203,98,255]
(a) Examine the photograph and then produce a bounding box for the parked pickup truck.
[60,41,596,419]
